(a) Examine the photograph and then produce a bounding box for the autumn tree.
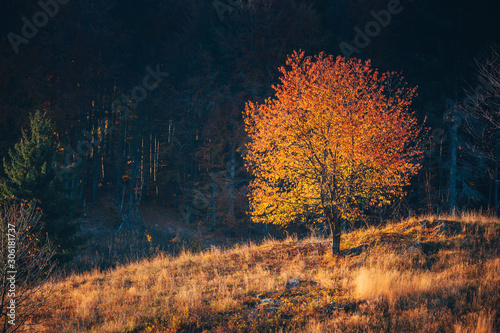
[244,52,421,254]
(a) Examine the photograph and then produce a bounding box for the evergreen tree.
[0,111,81,260]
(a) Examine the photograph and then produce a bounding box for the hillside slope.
[27,214,500,332]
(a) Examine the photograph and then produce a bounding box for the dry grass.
[12,213,500,332]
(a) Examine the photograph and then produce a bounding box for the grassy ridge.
[26,213,500,332]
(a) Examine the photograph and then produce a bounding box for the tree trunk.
[211,176,217,230]
[495,140,499,216]
[448,100,458,215]
[331,225,341,255]
[229,148,236,223]
[116,122,125,203]
[495,163,499,216]
[325,206,342,255]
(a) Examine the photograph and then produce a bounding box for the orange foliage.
[244,51,421,252]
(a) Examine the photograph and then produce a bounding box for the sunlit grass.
[18,212,500,332]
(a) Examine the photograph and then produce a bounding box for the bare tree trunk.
[211,176,217,230]
[116,123,125,204]
[154,134,157,196]
[495,141,499,216]
[325,206,342,255]
[495,161,499,216]
[229,148,236,223]
[448,100,458,215]
[91,145,101,204]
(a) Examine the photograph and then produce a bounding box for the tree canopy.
[244,52,422,254]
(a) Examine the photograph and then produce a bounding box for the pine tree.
[0,111,81,260]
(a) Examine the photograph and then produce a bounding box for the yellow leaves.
[244,52,421,227]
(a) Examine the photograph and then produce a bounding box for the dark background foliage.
[0,0,499,251]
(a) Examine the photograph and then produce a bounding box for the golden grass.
[14,213,500,332]
[405,210,500,226]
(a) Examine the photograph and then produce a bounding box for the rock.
[344,302,355,312]
[262,307,278,314]
[261,298,281,306]
[328,300,357,313]
[419,220,430,228]
[286,278,301,289]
